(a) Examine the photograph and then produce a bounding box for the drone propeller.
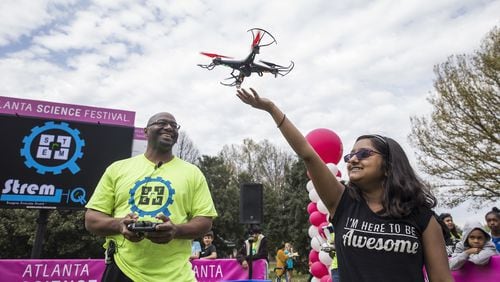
[248,28,277,48]
[200,52,233,59]
[252,31,262,47]
[259,60,287,68]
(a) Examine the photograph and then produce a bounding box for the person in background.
[284,242,298,281]
[237,225,268,269]
[438,213,461,256]
[485,207,500,252]
[236,88,453,282]
[85,112,218,282]
[324,224,340,282]
[200,230,217,259]
[449,220,497,270]
[275,242,290,280]
[190,240,202,260]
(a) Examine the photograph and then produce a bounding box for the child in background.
[200,230,217,259]
[284,243,298,281]
[485,207,500,252]
[449,221,497,270]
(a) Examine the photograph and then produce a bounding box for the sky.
[0,0,498,227]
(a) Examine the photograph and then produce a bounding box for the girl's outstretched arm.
[236,88,344,214]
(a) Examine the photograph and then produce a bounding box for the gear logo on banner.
[20,121,85,175]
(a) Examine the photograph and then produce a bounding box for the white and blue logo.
[20,121,85,174]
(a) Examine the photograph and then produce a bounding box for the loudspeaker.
[239,183,263,224]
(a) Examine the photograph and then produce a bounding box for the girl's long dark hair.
[347,135,437,218]
[438,213,461,238]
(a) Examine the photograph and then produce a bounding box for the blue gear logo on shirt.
[20,121,85,175]
[129,177,175,217]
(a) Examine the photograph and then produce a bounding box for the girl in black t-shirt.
[237,88,453,282]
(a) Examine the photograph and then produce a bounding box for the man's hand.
[145,214,177,244]
[241,260,249,269]
[121,213,144,242]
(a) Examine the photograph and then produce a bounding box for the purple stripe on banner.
[0,258,270,282]
[0,96,135,126]
[134,127,147,140]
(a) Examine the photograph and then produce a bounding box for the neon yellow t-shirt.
[86,154,218,282]
[329,232,338,270]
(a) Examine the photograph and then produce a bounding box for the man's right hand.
[120,213,144,242]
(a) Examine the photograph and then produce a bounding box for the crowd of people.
[83,92,498,282]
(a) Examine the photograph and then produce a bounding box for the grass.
[267,261,311,282]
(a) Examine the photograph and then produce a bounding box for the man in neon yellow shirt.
[85,112,218,282]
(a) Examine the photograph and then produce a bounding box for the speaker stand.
[248,237,254,280]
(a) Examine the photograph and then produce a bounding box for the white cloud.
[0,1,498,204]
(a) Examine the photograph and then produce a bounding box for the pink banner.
[0,258,268,282]
[0,259,104,282]
[193,259,268,282]
[452,255,500,282]
[0,96,135,126]
[134,127,147,140]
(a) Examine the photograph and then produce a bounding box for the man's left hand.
[145,214,177,244]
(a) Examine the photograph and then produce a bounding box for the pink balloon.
[309,249,319,263]
[336,170,342,177]
[320,275,332,282]
[307,202,318,214]
[318,221,330,238]
[306,128,343,165]
[309,211,326,226]
[310,261,329,278]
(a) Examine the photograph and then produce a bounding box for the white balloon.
[306,180,315,192]
[319,250,333,266]
[311,277,320,282]
[308,225,320,238]
[316,200,328,215]
[326,163,338,175]
[310,237,322,252]
[309,188,319,203]
[336,176,342,182]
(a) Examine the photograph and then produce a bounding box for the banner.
[0,259,269,282]
[0,96,134,210]
[0,259,103,282]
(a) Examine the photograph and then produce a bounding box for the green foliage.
[198,154,244,257]
[0,209,103,258]
[409,26,500,207]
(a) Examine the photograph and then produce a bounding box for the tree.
[0,209,103,258]
[174,131,200,164]
[197,154,243,257]
[409,26,499,207]
[220,138,294,190]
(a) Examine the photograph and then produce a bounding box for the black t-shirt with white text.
[331,190,433,282]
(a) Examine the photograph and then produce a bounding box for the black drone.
[198,28,294,87]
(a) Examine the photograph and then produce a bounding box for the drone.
[198,28,294,87]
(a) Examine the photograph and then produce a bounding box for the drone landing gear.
[220,70,245,88]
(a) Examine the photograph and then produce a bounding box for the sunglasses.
[343,148,381,162]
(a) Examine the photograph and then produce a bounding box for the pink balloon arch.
[305,128,343,282]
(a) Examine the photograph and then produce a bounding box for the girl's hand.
[236,88,274,112]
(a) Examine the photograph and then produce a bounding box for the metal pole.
[30,209,50,259]
[248,238,254,279]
